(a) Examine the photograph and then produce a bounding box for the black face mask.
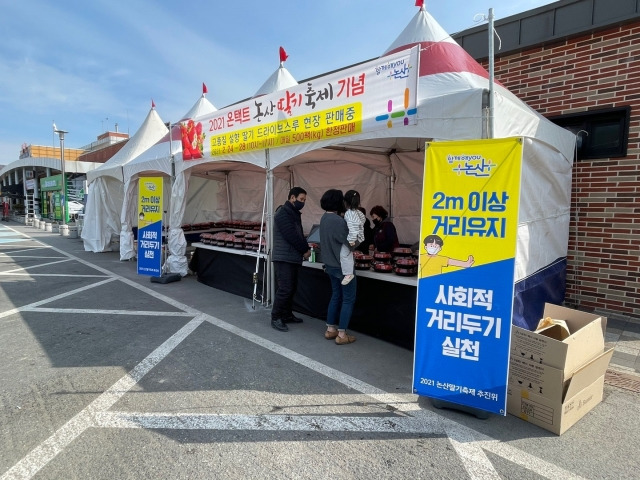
[293,200,305,211]
[373,219,381,226]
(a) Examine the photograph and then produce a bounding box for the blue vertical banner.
[137,177,163,277]
[413,138,523,415]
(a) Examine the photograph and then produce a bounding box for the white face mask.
[426,246,439,255]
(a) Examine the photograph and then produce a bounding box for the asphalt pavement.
[1,220,639,480]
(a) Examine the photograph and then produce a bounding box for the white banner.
[179,47,419,160]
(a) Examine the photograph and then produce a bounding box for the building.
[454,0,640,321]
[0,131,129,221]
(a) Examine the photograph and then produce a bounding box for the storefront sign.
[40,175,62,192]
[137,177,163,277]
[413,138,523,415]
[182,46,419,159]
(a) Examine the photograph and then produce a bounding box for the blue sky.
[0,0,556,165]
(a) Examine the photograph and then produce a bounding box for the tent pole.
[488,8,495,139]
[266,149,274,307]
[225,172,231,220]
[253,171,269,308]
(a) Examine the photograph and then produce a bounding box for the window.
[550,106,630,160]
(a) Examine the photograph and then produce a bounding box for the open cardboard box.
[510,303,607,377]
[507,348,613,435]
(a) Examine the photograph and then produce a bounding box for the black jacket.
[372,217,399,253]
[272,201,309,263]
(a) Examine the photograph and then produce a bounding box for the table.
[189,246,417,349]
[189,243,268,300]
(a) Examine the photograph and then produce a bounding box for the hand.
[303,250,311,260]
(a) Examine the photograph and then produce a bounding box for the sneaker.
[271,318,289,332]
[335,333,356,345]
[341,274,354,285]
[283,315,304,323]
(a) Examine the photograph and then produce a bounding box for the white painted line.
[41,243,200,316]
[0,255,67,259]
[0,278,117,320]
[22,307,193,317]
[0,246,53,254]
[0,273,111,278]
[198,313,583,480]
[478,440,588,480]
[1,258,71,273]
[200,313,497,478]
[94,411,441,432]
[444,421,502,479]
[0,315,204,480]
[0,232,588,480]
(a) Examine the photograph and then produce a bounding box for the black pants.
[272,261,300,321]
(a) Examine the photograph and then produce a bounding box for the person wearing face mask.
[271,186,311,332]
[420,234,474,277]
[369,205,399,253]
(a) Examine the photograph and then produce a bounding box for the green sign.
[40,175,63,192]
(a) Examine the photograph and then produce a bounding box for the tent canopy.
[81,105,169,253]
[87,106,168,184]
[114,4,576,330]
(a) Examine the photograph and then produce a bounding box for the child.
[420,234,474,277]
[340,190,366,285]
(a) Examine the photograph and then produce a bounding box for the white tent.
[119,88,217,262]
[81,105,168,252]
[161,50,299,275]
[254,47,298,97]
[161,5,576,328]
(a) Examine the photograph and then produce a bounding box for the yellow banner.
[209,103,362,156]
[419,138,523,277]
[138,177,163,227]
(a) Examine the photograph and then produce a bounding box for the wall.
[27,145,85,161]
[481,22,640,321]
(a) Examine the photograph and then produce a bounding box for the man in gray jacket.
[271,187,311,331]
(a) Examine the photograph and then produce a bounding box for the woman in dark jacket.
[320,189,357,345]
[369,205,399,253]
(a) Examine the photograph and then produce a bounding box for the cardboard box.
[508,354,566,401]
[507,348,613,435]
[510,303,607,376]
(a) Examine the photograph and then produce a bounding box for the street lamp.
[54,129,67,225]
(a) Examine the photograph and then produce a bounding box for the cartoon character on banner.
[420,234,474,277]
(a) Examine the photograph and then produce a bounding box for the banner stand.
[151,209,181,284]
[150,272,181,284]
[431,398,490,419]
[413,138,523,418]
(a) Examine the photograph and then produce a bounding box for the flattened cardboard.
[507,349,613,435]
[510,303,606,376]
